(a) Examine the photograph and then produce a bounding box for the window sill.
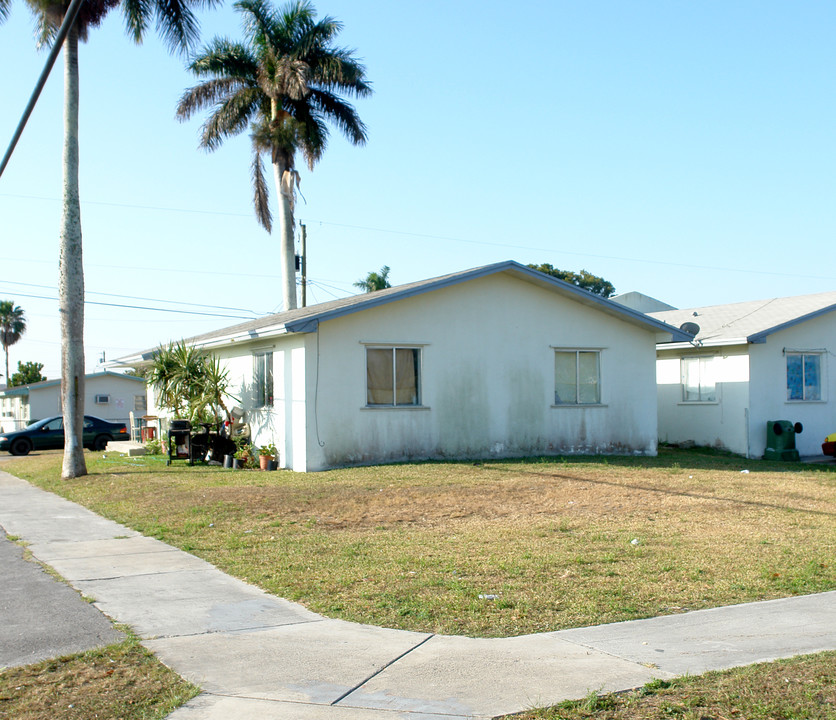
[550,403,608,409]
[785,400,826,404]
[362,405,431,411]
[677,401,720,406]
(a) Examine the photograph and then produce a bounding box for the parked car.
[823,433,836,457]
[0,415,129,456]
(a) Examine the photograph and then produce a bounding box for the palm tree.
[0,301,26,384]
[353,265,391,293]
[176,0,372,312]
[1,0,217,478]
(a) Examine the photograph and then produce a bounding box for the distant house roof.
[0,371,144,397]
[649,290,836,347]
[117,261,692,364]
[611,291,676,314]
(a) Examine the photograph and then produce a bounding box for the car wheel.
[93,435,110,451]
[10,438,32,456]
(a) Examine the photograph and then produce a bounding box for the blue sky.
[1,0,834,379]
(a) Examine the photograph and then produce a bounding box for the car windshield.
[24,418,54,430]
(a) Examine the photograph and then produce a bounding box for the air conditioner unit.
[94,394,110,404]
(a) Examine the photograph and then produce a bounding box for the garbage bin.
[763,420,803,461]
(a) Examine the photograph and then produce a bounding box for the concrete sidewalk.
[1,470,834,720]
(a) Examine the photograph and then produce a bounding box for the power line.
[0,279,264,315]
[3,291,255,319]
[2,193,834,283]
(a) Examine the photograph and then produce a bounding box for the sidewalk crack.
[330,634,435,706]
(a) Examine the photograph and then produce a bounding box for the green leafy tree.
[146,342,235,425]
[9,361,46,387]
[527,263,616,298]
[0,0,218,478]
[354,265,391,293]
[176,0,372,313]
[0,301,26,385]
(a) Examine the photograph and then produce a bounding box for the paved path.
[1,469,835,719]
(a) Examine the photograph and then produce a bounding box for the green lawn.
[6,447,836,638]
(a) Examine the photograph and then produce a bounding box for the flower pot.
[223,455,234,469]
[232,458,244,469]
[259,454,274,471]
[267,459,279,471]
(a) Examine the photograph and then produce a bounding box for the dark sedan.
[0,416,129,456]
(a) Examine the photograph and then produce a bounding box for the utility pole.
[299,222,307,308]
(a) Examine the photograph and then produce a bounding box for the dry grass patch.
[0,635,199,720]
[6,449,836,637]
[508,651,836,719]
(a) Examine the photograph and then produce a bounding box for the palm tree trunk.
[272,158,297,311]
[59,24,87,479]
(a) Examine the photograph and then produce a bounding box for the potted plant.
[258,442,277,470]
[233,444,252,469]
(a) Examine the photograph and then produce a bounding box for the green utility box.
[763,420,803,461]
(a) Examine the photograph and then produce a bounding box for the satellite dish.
[679,322,700,336]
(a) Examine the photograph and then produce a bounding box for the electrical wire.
[0,279,264,315]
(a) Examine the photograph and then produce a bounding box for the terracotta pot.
[259,454,274,471]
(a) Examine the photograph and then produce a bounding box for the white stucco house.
[0,371,147,433]
[645,291,836,459]
[119,261,690,471]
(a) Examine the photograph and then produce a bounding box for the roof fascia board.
[285,261,693,341]
[656,338,749,351]
[746,304,836,344]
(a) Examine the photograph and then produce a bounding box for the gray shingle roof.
[649,291,836,345]
[121,261,691,362]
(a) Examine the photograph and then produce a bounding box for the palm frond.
[251,149,272,232]
[188,38,259,78]
[307,89,367,146]
[176,77,251,120]
[198,87,261,150]
[121,0,151,44]
[148,0,203,54]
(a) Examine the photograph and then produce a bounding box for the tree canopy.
[354,265,391,293]
[8,361,46,387]
[527,264,615,298]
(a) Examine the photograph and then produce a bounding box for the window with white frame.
[681,356,716,402]
[134,394,147,412]
[554,350,600,405]
[787,352,822,401]
[253,351,274,408]
[366,347,421,406]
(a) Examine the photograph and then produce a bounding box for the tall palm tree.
[1,0,216,478]
[0,301,26,384]
[176,0,372,312]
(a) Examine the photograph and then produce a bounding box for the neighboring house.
[0,371,147,432]
[118,261,690,472]
[646,291,836,459]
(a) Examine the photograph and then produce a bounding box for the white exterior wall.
[747,314,836,458]
[1,375,145,430]
[199,335,307,470]
[656,347,750,455]
[303,274,659,471]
